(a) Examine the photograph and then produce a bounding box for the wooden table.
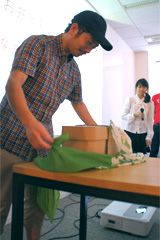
[11,157,160,240]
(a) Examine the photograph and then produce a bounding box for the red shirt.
[152,93,160,125]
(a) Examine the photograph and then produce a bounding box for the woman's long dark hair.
[136,78,151,103]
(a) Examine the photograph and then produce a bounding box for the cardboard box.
[62,126,108,154]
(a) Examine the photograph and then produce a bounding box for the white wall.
[148,47,160,97]
[135,52,149,82]
[102,25,135,128]
[52,47,104,135]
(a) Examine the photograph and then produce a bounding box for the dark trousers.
[124,130,147,154]
[150,123,160,158]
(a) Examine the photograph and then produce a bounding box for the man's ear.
[69,23,79,35]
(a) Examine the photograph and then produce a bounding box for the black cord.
[43,200,80,239]
[40,194,81,239]
[69,193,94,203]
[87,203,108,219]
[40,194,108,240]
[47,232,79,240]
[40,208,65,238]
[73,207,106,231]
[44,208,64,221]
[87,208,103,219]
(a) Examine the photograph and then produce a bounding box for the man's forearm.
[5,70,54,149]
[5,70,35,127]
[71,101,97,125]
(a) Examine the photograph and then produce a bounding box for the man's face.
[67,24,98,57]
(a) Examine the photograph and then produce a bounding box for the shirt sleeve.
[67,84,82,103]
[121,97,135,123]
[146,101,154,140]
[66,63,82,103]
[11,36,43,77]
[151,95,156,105]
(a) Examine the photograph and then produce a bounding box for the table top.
[13,157,160,197]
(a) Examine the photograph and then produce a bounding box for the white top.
[121,95,154,140]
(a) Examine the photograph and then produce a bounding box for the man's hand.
[25,119,54,149]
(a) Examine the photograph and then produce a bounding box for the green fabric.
[34,133,116,173]
[34,134,116,223]
[37,188,60,223]
[110,120,132,154]
[110,120,145,160]
[34,123,145,223]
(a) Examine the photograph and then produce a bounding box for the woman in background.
[121,78,154,154]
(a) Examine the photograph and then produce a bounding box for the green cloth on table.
[34,133,116,173]
[34,122,145,223]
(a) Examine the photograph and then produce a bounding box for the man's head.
[70,10,113,51]
[63,10,112,57]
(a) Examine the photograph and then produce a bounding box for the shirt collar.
[56,34,73,63]
[136,94,144,102]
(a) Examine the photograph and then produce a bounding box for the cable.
[44,208,64,221]
[47,232,79,240]
[40,194,81,239]
[40,194,109,239]
[87,208,103,219]
[87,203,108,219]
[69,194,95,203]
[43,200,80,239]
[40,208,65,238]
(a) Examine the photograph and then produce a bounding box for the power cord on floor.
[47,232,79,240]
[73,204,107,231]
[40,194,109,240]
[40,208,65,238]
[40,199,81,239]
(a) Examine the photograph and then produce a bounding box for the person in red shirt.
[150,93,160,157]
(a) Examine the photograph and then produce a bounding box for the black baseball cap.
[71,10,113,51]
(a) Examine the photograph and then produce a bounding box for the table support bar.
[80,195,88,240]
[11,174,24,240]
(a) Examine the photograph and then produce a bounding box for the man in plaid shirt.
[0,10,112,239]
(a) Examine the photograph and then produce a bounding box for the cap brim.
[90,30,113,51]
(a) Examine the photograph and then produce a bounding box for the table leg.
[11,173,24,240]
[79,194,88,240]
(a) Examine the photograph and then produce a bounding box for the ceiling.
[86,0,160,52]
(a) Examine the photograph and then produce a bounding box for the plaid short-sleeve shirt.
[0,34,82,160]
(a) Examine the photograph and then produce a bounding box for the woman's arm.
[121,97,136,123]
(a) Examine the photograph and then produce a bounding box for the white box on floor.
[101,201,156,236]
